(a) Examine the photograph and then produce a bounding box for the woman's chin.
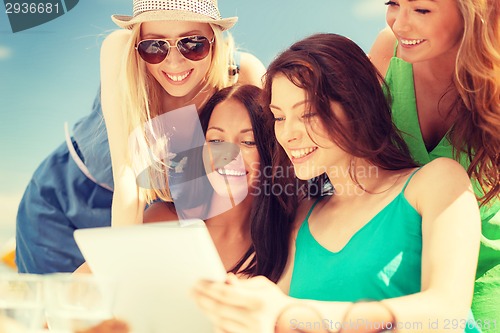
[212,183,249,204]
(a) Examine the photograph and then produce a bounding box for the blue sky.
[0,0,387,231]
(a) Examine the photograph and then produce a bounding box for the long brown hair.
[454,0,500,205]
[255,33,417,282]
[263,33,418,172]
[199,85,294,279]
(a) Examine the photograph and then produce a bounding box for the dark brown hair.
[263,33,417,173]
[199,84,295,279]
[254,34,418,281]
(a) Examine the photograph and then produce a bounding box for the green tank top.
[385,55,500,280]
[289,168,480,333]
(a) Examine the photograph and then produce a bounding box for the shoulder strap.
[401,167,423,192]
[393,40,398,57]
[304,197,322,222]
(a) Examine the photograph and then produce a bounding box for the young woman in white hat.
[104,0,265,227]
[15,0,265,274]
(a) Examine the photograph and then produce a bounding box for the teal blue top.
[289,168,480,333]
[289,169,422,301]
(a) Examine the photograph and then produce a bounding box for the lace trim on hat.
[133,0,222,20]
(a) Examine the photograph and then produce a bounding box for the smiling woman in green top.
[192,33,482,333]
[369,0,499,329]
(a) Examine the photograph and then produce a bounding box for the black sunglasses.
[135,35,214,64]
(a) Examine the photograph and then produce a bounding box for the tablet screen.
[74,220,225,333]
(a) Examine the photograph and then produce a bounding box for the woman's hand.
[192,274,293,333]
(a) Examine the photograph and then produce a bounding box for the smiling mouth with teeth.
[216,168,247,176]
[290,147,318,159]
[400,39,425,46]
[165,70,191,82]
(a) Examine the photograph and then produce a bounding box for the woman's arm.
[193,158,481,333]
[380,158,480,331]
[100,30,146,226]
[368,26,397,77]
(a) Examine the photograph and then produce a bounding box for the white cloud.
[0,46,12,60]
[353,0,386,19]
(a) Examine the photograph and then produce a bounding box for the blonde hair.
[452,0,500,205]
[118,22,237,204]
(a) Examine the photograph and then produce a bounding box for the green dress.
[385,55,500,333]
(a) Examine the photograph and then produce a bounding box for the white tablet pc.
[74,220,225,333]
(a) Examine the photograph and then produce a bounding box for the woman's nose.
[210,142,240,167]
[163,43,185,65]
[391,8,412,35]
[278,117,302,144]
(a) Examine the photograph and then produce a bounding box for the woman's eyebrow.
[269,100,308,111]
[141,30,205,39]
[207,126,224,133]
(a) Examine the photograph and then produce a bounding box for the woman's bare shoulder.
[404,158,474,215]
[237,52,266,88]
[102,29,132,49]
[100,29,131,68]
[369,27,397,77]
[409,158,470,191]
[100,30,132,119]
